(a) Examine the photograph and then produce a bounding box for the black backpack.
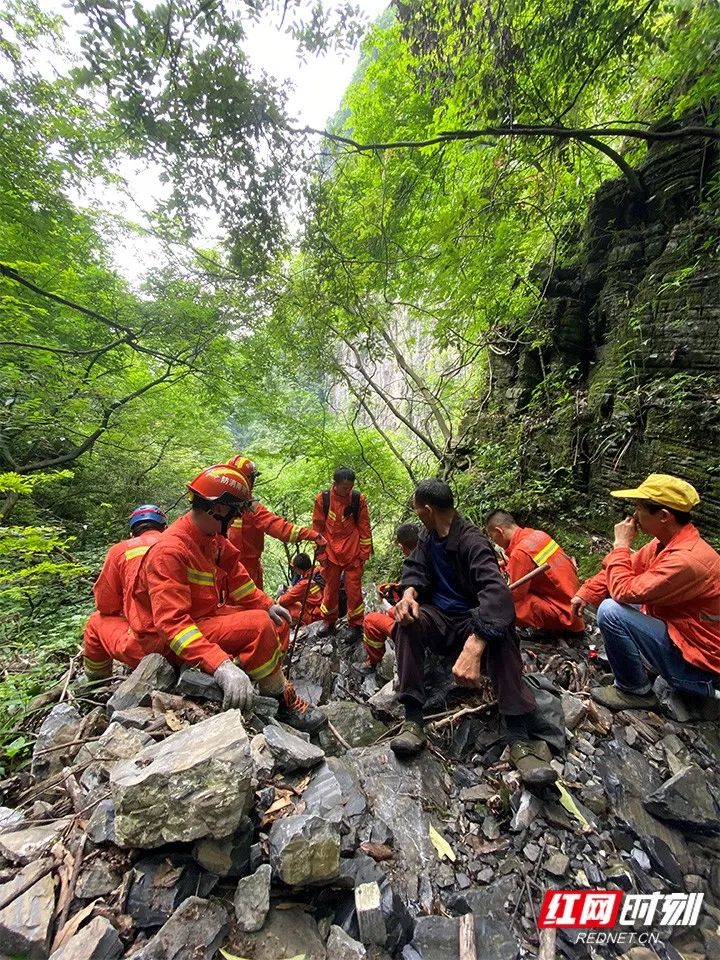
[322,488,361,523]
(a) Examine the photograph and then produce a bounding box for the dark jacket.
[400,513,516,643]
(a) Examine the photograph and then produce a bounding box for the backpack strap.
[347,489,361,522]
[322,489,330,517]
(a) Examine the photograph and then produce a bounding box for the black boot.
[276,682,328,733]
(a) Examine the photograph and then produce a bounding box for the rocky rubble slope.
[1,625,720,960]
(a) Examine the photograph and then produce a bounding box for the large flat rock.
[0,819,72,865]
[111,710,253,847]
[0,859,55,959]
[49,916,123,960]
[107,653,176,716]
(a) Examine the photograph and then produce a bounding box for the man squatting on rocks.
[83,464,327,733]
[570,474,720,712]
[390,479,558,787]
[484,509,585,638]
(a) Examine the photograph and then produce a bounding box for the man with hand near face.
[571,474,720,711]
[390,479,556,787]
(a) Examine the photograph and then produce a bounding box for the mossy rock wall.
[461,129,720,539]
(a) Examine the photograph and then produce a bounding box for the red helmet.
[187,465,252,505]
[226,455,260,484]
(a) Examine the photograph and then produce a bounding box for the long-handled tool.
[285,545,320,678]
[508,561,550,591]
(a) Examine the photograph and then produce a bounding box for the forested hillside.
[1,0,719,752]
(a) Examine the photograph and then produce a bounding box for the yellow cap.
[610,473,700,512]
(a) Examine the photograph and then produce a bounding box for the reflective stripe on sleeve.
[359,538,372,545]
[170,624,203,655]
[187,567,215,586]
[532,539,560,566]
[349,602,365,617]
[288,526,299,544]
[230,579,256,601]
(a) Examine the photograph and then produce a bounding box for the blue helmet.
[129,504,168,531]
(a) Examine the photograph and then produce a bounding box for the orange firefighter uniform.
[363,583,402,665]
[577,522,720,674]
[83,529,164,680]
[506,527,584,634]
[278,570,324,625]
[228,503,320,590]
[312,488,372,627]
[89,512,284,681]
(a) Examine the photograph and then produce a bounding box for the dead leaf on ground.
[152,862,184,888]
[51,899,100,952]
[463,835,510,856]
[164,709,189,731]
[360,842,394,862]
[429,824,456,862]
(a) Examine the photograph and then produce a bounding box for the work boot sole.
[390,736,426,758]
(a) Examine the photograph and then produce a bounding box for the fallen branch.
[428,701,497,732]
[54,833,87,941]
[327,721,351,751]
[459,912,477,959]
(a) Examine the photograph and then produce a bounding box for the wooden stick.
[54,833,86,938]
[459,913,477,960]
[538,927,556,960]
[509,562,550,591]
[33,736,101,757]
[327,721,351,750]
[428,701,497,732]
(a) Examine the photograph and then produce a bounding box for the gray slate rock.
[367,682,403,722]
[0,806,23,830]
[268,813,340,886]
[87,799,116,845]
[234,863,271,932]
[231,906,327,960]
[175,669,222,703]
[111,707,157,730]
[107,654,176,715]
[48,916,123,960]
[131,896,229,960]
[78,722,154,794]
[645,764,720,834]
[561,692,587,731]
[412,913,518,960]
[510,791,541,832]
[263,723,325,772]
[193,818,252,877]
[127,854,202,928]
[111,710,253,847]
[0,819,72,864]
[0,858,55,960]
[292,651,335,706]
[250,733,276,777]
[328,925,367,959]
[319,702,388,751]
[76,859,124,899]
[31,703,82,780]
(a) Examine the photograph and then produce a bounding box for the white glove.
[268,604,292,626]
[213,660,255,711]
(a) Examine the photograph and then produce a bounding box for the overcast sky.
[41,0,388,278]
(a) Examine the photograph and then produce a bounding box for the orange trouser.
[515,595,585,635]
[363,610,394,665]
[83,607,283,681]
[286,602,323,627]
[320,561,364,627]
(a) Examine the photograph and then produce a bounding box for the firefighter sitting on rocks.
[570,474,720,713]
[358,523,420,674]
[277,553,325,625]
[484,510,585,639]
[83,504,168,682]
[96,465,327,732]
[226,454,325,591]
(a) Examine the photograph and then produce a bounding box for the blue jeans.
[596,599,718,699]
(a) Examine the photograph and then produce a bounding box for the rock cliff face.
[466,129,720,536]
